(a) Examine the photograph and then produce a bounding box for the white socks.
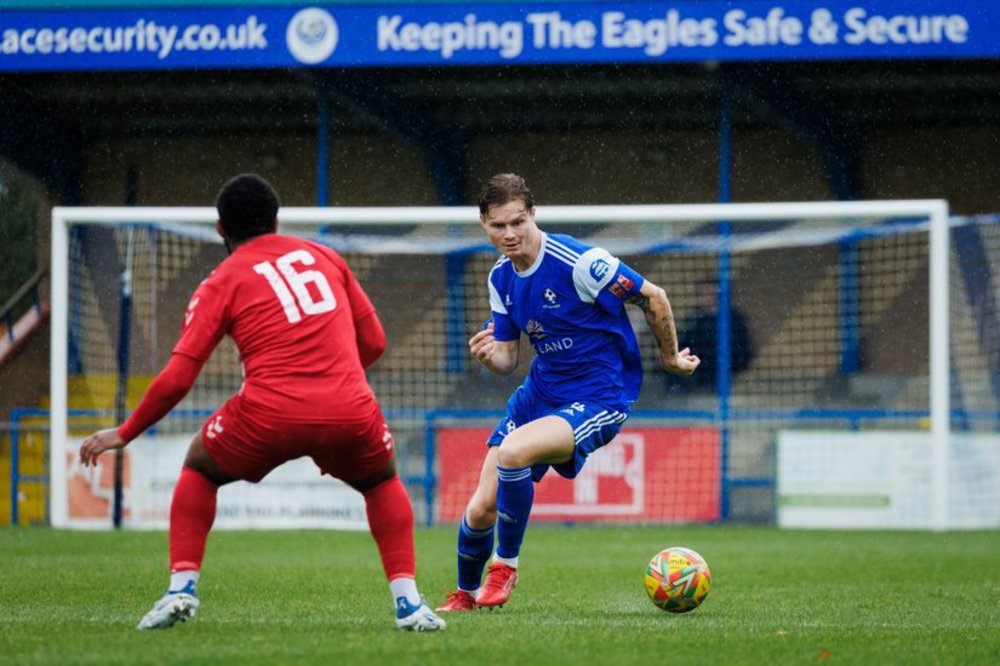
[389,577,421,607]
[494,554,518,569]
[169,569,199,594]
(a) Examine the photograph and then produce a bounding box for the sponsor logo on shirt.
[526,319,547,340]
[537,336,575,355]
[589,258,611,281]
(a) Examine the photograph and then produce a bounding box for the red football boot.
[476,562,518,608]
[436,590,477,612]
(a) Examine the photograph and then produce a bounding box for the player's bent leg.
[344,458,444,631]
[466,445,501,528]
[479,418,576,609]
[495,416,576,469]
[438,448,501,612]
[138,434,236,631]
[183,432,238,487]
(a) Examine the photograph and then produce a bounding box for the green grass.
[3,526,999,665]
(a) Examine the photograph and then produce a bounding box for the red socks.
[169,465,218,573]
[364,476,416,580]
[167,467,415,583]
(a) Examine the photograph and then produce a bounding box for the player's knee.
[465,498,497,528]
[497,443,530,469]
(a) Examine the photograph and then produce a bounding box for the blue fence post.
[444,253,467,374]
[717,77,733,522]
[10,410,21,526]
[423,410,437,526]
[839,238,861,374]
[316,79,330,207]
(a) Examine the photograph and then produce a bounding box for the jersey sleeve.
[572,247,645,315]
[488,271,519,342]
[118,353,204,442]
[172,273,228,361]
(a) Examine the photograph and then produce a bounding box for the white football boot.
[136,581,200,630]
[394,597,447,632]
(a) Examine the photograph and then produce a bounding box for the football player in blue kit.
[437,173,700,612]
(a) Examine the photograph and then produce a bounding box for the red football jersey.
[173,234,379,423]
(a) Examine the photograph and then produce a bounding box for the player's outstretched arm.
[469,321,519,375]
[628,281,700,377]
[79,353,205,467]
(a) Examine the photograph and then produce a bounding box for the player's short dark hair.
[216,174,279,242]
[478,173,535,215]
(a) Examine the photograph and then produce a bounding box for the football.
[644,546,712,613]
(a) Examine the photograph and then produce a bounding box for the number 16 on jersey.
[253,249,337,323]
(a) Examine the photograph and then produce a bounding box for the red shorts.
[200,396,394,484]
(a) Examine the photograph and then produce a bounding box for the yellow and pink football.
[644,546,712,613]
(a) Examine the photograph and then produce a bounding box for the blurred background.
[2,0,999,529]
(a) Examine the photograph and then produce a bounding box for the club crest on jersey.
[526,320,547,340]
[505,294,513,307]
[543,288,560,309]
[589,258,611,281]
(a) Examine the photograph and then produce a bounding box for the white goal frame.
[50,199,952,529]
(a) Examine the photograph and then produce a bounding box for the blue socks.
[496,465,534,560]
[455,465,534,590]
[457,514,495,591]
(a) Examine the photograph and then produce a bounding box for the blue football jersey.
[487,232,646,409]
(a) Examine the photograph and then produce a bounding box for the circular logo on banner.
[286,8,339,64]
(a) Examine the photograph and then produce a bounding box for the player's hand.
[469,321,498,364]
[79,428,127,468]
[663,347,701,377]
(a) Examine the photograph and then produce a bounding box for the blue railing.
[12,405,989,527]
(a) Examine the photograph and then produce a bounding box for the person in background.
[672,278,753,393]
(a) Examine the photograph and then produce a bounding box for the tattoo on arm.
[627,291,651,311]
[628,289,677,354]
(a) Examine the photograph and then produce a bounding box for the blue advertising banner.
[1,1,997,72]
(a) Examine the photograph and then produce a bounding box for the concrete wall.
[74,123,998,213]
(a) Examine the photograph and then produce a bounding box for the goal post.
[49,199,989,531]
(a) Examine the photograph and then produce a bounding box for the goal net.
[48,201,1000,530]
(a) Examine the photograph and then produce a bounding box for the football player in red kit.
[78,174,445,632]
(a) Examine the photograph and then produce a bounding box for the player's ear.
[215,220,226,240]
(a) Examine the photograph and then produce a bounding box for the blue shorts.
[486,386,629,481]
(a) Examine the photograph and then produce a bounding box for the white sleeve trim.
[488,279,508,315]
[572,247,620,304]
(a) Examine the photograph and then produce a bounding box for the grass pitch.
[4,526,999,665]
